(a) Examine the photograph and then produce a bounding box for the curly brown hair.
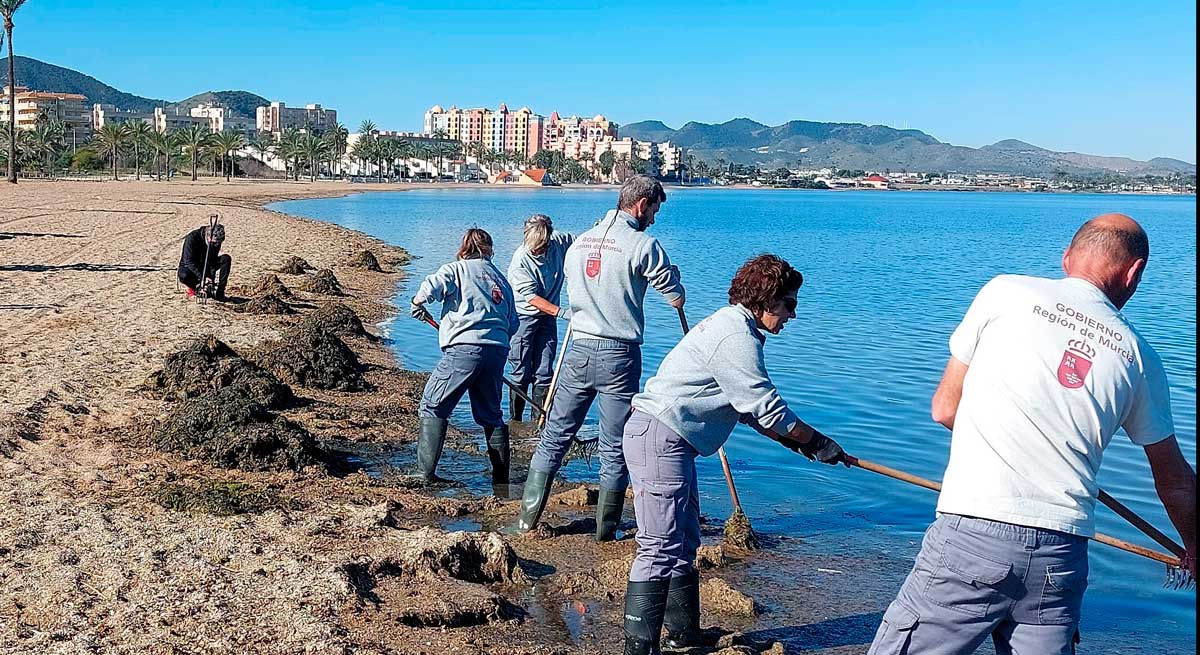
[728,254,803,313]
[457,228,494,260]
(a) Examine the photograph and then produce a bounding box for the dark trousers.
[179,254,232,296]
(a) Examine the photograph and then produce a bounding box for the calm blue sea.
[273,188,1196,648]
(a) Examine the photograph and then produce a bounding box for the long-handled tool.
[423,317,545,418]
[1098,489,1193,589]
[536,321,574,430]
[845,454,1193,588]
[677,307,759,549]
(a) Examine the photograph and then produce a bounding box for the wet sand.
[0,179,921,655]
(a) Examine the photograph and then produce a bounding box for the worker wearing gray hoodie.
[411,228,519,485]
[620,254,848,655]
[508,175,685,542]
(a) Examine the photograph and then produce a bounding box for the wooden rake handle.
[845,455,1183,568]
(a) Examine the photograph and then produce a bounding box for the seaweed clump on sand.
[276,256,314,275]
[239,293,295,315]
[722,509,761,551]
[299,302,369,339]
[143,335,294,409]
[250,273,294,298]
[350,250,383,272]
[299,269,344,296]
[152,479,296,516]
[151,386,325,472]
[255,326,365,391]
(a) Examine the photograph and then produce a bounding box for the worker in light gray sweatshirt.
[506,214,574,421]
[508,175,685,541]
[411,228,519,485]
[620,254,849,655]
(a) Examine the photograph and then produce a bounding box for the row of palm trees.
[349,120,464,181]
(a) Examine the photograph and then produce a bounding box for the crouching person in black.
[178,221,231,301]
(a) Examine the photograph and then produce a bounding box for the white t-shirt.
[937,275,1174,537]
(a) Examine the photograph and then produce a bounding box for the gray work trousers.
[508,314,558,387]
[624,411,701,582]
[418,344,508,428]
[869,513,1088,655]
[527,338,640,491]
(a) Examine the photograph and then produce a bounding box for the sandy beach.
[0,180,802,655]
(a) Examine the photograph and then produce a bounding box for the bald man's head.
[1068,213,1149,265]
[1063,213,1150,309]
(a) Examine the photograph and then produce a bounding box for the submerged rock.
[255,326,365,391]
[250,273,294,298]
[150,386,324,471]
[299,269,344,296]
[144,336,294,409]
[275,255,313,275]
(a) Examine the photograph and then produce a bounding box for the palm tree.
[300,133,328,181]
[28,118,64,177]
[91,123,130,180]
[249,132,275,175]
[176,124,212,181]
[278,126,303,180]
[358,119,377,137]
[127,120,154,180]
[146,130,173,181]
[212,128,247,181]
[2,0,29,183]
[324,122,348,178]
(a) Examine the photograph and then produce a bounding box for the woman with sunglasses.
[619,253,850,655]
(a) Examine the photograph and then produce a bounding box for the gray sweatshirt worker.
[506,215,574,421]
[620,255,848,655]
[508,176,685,542]
[411,229,519,485]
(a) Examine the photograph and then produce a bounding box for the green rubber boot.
[484,423,511,485]
[595,486,627,542]
[503,469,554,534]
[416,417,449,483]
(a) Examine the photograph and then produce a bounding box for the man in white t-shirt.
[869,213,1196,655]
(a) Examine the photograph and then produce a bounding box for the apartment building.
[1,86,90,138]
[256,101,337,137]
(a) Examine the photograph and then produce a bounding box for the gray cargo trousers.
[418,344,508,428]
[508,314,558,387]
[528,338,641,492]
[623,411,702,582]
[869,513,1088,655]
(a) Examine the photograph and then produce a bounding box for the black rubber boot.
[502,468,553,534]
[510,385,527,422]
[416,417,449,483]
[623,579,670,655]
[595,486,627,542]
[484,424,511,485]
[531,384,550,418]
[662,570,703,648]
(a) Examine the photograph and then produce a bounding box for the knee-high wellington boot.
[595,486,627,542]
[503,468,553,534]
[662,570,703,648]
[416,417,449,483]
[484,423,511,484]
[509,385,527,422]
[623,579,670,655]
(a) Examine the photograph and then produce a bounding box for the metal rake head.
[1164,565,1195,591]
[565,437,599,469]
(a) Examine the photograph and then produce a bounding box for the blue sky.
[11,0,1197,162]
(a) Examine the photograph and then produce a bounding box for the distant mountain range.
[1,56,267,118]
[3,56,1193,176]
[622,119,1195,177]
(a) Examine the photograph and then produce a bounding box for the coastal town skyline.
[8,0,1196,163]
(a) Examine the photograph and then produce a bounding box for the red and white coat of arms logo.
[1057,339,1096,389]
[585,253,602,279]
[490,284,503,305]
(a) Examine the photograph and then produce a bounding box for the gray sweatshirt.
[507,231,575,317]
[413,258,519,349]
[564,210,685,343]
[631,304,800,456]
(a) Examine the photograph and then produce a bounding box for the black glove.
[794,430,848,466]
[411,303,432,323]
